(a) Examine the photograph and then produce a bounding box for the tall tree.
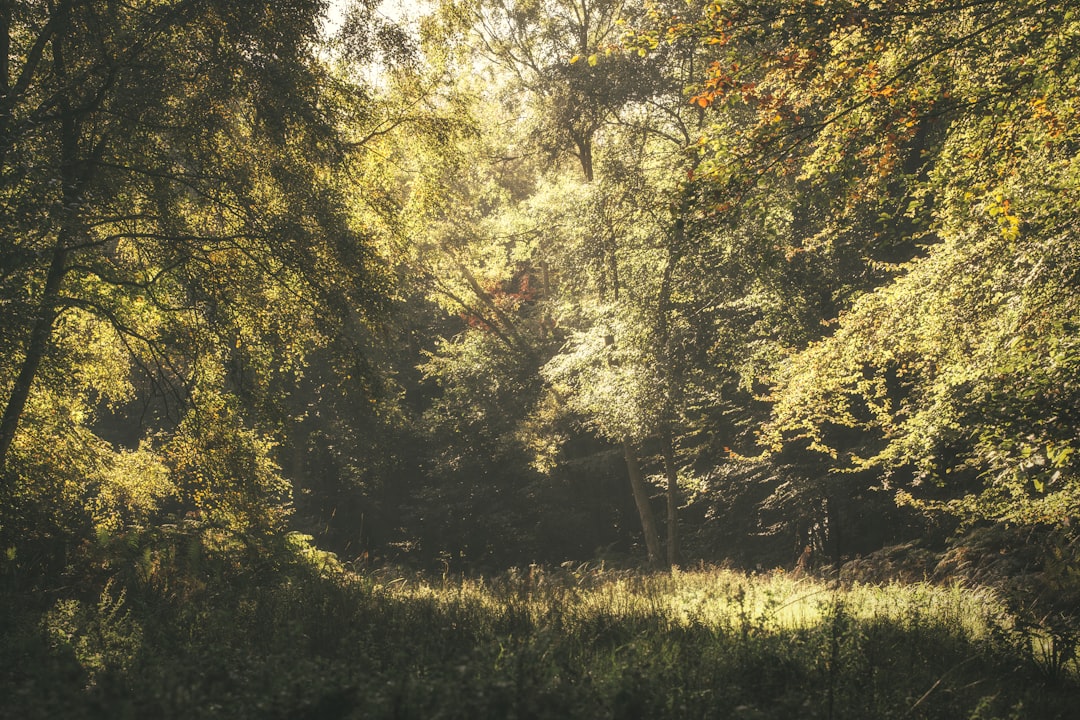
[666,0,1080,547]
[441,0,651,180]
[415,0,744,567]
[0,0,388,533]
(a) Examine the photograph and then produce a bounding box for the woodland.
[2,0,1080,717]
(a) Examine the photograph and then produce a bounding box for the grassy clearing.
[2,552,1077,719]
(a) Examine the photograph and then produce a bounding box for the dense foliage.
[680,0,1080,532]
[2,0,1080,714]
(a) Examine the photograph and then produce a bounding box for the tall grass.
[2,551,1076,719]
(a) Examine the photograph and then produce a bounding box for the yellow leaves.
[569,53,599,66]
[1001,214,1021,241]
[894,489,917,508]
[1029,95,1067,138]
[666,22,690,38]
[689,61,749,109]
[986,194,1022,241]
[93,442,176,533]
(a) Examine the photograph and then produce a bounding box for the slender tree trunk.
[656,232,685,569]
[623,438,663,568]
[823,495,840,562]
[0,244,68,473]
[0,21,78,475]
[573,134,594,182]
[661,426,680,567]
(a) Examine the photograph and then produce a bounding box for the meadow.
[3,538,1076,719]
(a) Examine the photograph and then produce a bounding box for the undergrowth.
[1,535,1077,719]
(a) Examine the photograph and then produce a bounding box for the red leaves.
[689,62,749,108]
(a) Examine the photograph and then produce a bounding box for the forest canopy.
[0,0,1078,584]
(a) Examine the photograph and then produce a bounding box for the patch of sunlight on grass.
[363,565,1014,649]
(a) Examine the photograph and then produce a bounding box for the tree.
[0,0,390,548]
[412,0,754,568]
[673,0,1080,544]
[439,0,655,181]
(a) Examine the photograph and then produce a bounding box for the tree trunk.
[0,21,78,475]
[655,229,685,569]
[661,426,680,567]
[574,134,594,182]
[0,245,68,473]
[623,438,663,568]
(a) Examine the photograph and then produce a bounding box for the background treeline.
[2,0,1079,595]
[290,0,1080,576]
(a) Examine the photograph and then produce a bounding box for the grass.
[2,545,1077,719]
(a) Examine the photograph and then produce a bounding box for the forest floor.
[2,538,1078,719]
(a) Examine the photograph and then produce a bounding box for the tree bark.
[655,225,686,569]
[0,18,79,474]
[573,133,594,183]
[623,438,663,568]
[0,243,68,473]
[661,425,680,567]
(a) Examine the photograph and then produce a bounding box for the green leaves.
[542,313,667,443]
[633,0,1080,534]
[0,0,396,566]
